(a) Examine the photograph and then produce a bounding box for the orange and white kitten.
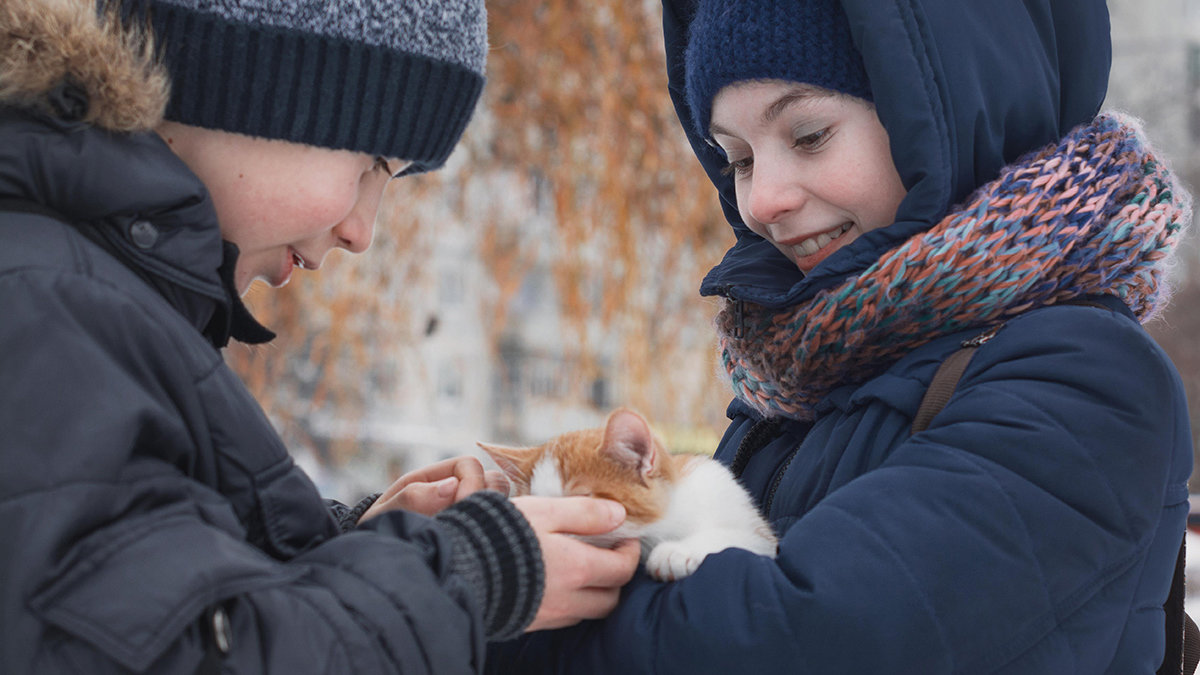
[478,408,777,581]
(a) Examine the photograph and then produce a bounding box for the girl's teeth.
[795,238,820,256]
[792,223,853,258]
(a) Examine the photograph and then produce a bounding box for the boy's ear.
[476,442,538,493]
[601,408,658,480]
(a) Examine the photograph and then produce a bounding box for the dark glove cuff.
[435,491,544,641]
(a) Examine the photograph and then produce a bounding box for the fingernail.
[606,500,626,524]
[437,477,459,498]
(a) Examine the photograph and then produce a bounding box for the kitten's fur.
[478,408,777,581]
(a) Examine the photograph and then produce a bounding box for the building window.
[590,377,610,409]
[438,362,463,401]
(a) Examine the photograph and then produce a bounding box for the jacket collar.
[0,104,273,347]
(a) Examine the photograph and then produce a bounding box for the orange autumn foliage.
[225,0,734,463]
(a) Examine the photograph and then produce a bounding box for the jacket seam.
[317,561,435,673]
[943,445,1154,674]
[894,0,952,211]
[822,501,955,669]
[0,473,188,508]
[0,264,225,374]
[943,339,1140,539]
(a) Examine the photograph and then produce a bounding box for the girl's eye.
[720,156,753,177]
[794,128,831,151]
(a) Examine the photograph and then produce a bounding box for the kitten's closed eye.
[478,407,777,580]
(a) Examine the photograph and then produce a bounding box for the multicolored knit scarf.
[716,113,1190,421]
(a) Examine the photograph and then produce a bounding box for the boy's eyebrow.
[708,86,824,139]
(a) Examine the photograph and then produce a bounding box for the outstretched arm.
[488,305,1191,674]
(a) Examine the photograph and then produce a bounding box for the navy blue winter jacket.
[489,0,1193,673]
[0,4,543,673]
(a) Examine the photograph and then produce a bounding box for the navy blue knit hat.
[685,0,871,140]
[144,0,487,172]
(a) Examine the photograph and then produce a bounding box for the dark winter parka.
[490,0,1193,673]
[0,4,542,673]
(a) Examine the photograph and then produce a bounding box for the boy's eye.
[374,156,409,179]
[720,156,753,177]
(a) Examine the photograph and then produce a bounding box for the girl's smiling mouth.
[776,222,854,269]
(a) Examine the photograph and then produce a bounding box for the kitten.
[478,407,777,581]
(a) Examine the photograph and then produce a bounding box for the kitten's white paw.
[645,541,707,581]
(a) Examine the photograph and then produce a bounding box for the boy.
[0,0,638,672]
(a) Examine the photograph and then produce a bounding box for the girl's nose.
[747,160,808,226]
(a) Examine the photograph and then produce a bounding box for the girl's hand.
[360,456,509,521]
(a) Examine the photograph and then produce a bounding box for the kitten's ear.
[476,442,536,492]
[602,408,658,479]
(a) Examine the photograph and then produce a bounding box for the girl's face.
[709,80,907,274]
[158,122,409,295]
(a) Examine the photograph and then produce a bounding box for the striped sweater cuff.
[435,491,544,641]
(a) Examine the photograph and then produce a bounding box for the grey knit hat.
[144,0,487,171]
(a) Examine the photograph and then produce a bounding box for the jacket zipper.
[732,299,747,339]
[763,441,801,517]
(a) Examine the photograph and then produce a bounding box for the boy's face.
[709,80,906,274]
[157,122,409,295]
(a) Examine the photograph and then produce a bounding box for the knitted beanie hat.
[144,0,487,171]
[684,0,871,139]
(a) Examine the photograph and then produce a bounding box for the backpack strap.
[910,323,1004,434]
[1185,614,1200,675]
[1160,534,1200,675]
[911,300,1196,674]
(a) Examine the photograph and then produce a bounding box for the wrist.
[436,490,544,641]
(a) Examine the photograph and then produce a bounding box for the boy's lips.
[291,249,317,271]
[271,248,316,287]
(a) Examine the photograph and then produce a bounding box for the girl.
[491,0,1192,672]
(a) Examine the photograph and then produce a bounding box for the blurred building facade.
[293,152,645,502]
[290,1,1200,503]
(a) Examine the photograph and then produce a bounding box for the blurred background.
[227,0,1200,522]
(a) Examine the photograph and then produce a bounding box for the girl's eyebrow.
[709,86,824,138]
[762,88,822,125]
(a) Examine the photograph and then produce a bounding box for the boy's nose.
[333,213,375,254]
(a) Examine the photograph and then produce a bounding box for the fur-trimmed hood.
[0,0,168,132]
[0,1,274,347]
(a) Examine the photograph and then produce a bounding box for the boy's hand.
[513,496,641,632]
[360,456,509,521]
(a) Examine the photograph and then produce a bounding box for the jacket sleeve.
[487,304,1191,674]
[0,267,541,674]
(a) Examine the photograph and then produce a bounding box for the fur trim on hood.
[0,0,168,132]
